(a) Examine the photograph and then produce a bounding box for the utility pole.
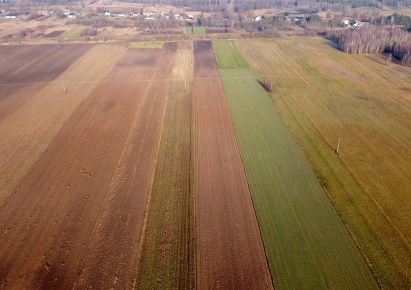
[336,138,341,155]
[63,81,66,94]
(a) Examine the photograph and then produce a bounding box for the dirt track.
[0,44,90,120]
[0,44,176,289]
[193,40,273,289]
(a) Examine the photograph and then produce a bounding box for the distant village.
[0,3,369,30]
[0,0,409,44]
[0,6,199,23]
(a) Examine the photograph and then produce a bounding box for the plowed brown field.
[0,43,176,289]
[193,40,273,289]
[0,44,90,120]
[0,44,126,209]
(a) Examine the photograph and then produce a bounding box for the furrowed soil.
[0,44,91,121]
[0,43,176,289]
[193,40,273,289]
[0,44,126,208]
[134,42,195,289]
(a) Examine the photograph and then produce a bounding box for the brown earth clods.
[0,43,176,289]
[193,40,273,289]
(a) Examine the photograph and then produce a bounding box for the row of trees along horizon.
[5,0,411,11]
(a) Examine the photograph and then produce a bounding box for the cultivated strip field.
[0,44,126,208]
[134,42,195,289]
[0,44,176,289]
[214,40,378,289]
[74,42,177,289]
[0,44,91,121]
[235,37,411,289]
[213,40,249,69]
[193,40,273,289]
[1,36,407,289]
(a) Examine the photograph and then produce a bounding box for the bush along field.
[213,40,379,290]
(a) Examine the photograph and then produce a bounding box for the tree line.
[326,25,411,66]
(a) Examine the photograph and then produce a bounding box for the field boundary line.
[218,67,275,289]
[336,87,411,147]
[0,74,389,86]
[290,93,334,150]
[339,84,410,250]
[270,45,311,86]
[364,113,410,151]
[187,44,196,290]
[339,154,411,251]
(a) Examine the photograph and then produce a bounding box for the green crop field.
[213,40,249,69]
[214,40,378,289]
[134,47,195,289]
[235,37,411,289]
[185,26,205,35]
[59,25,89,39]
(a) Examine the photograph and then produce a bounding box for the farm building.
[5,12,18,19]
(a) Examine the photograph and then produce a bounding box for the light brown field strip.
[74,43,177,289]
[0,44,125,208]
[193,40,273,289]
[0,44,175,289]
[0,44,91,121]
